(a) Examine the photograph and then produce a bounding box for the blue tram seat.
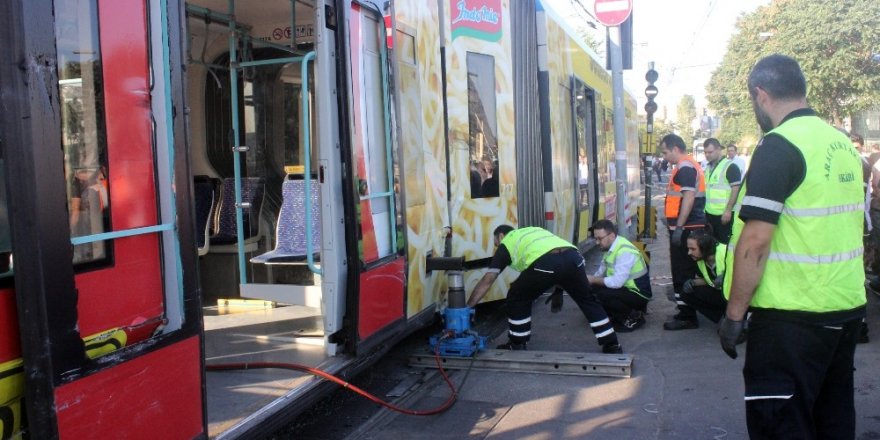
[250,176,321,265]
[193,176,216,256]
[210,177,266,253]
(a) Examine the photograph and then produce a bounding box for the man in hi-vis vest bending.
[661,134,707,331]
[720,54,866,439]
[466,225,622,354]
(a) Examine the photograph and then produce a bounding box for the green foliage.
[676,95,697,148]
[708,0,880,145]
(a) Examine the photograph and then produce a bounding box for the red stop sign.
[594,0,632,27]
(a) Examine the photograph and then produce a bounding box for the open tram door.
[0,0,205,439]
[572,78,600,247]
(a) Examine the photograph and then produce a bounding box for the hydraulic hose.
[206,336,477,416]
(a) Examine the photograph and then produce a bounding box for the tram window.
[466,52,499,199]
[575,96,591,211]
[395,29,426,207]
[55,0,113,267]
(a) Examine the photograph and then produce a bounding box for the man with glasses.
[703,138,742,243]
[587,220,652,332]
[466,225,622,353]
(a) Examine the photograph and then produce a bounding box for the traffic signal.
[645,63,659,133]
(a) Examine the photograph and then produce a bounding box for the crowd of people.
[465,54,872,440]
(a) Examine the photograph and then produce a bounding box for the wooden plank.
[409,350,632,378]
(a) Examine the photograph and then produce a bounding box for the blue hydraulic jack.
[429,270,487,357]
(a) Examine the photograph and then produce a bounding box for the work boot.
[545,289,564,313]
[859,321,870,344]
[602,343,623,354]
[868,278,880,298]
[618,311,646,332]
[663,318,698,330]
[496,340,527,350]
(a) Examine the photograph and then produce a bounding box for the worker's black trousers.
[744,314,861,440]
[505,249,618,347]
[594,287,648,323]
[668,227,702,319]
[705,213,731,244]
[680,284,726,323]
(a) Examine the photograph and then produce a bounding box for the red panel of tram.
[73,0,163,338]
[358,257,405,339]
[55,336,203,439]
[0,288,20,362]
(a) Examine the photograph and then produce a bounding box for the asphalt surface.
[272,183,880,440]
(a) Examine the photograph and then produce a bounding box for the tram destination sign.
[593,0,632,27]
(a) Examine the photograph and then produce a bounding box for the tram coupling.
[425,257,487,357]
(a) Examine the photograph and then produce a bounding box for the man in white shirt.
[726,143,748,175]
[587,220,652,332]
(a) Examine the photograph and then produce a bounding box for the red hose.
[206,341,460,416]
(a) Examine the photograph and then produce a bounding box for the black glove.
[671,228,683,247]
[682,279,695,294]
[545,289,564,313]
[718,316,745,359]
[713,274,725,288]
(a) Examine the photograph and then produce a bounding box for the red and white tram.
[0,0,639,438]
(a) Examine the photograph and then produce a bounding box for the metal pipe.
[227,0,248,285]
[237,56,305,68]
[302,51,321,275]
[446,271,466,308]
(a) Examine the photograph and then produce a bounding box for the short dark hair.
[660,134,687,153]
[850,133,864,146]
[590,219,617,235]
[493,224,514,238]
[727,143,738,151]
[703,138,723,150]
[748,54,807,101]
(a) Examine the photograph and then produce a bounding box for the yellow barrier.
[637,205,657,239]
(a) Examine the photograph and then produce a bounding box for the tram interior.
[185,0,335,435]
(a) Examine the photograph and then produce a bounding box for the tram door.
[1,0,204,438]
[572,78,599,246]
[345,2,406,352]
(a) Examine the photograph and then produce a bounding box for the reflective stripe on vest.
[723,116,866,312]
[696,243,727,288]
[500,227,575,272]
[603,236,650,299]
[705,158,734,215]
[665,155,706,226]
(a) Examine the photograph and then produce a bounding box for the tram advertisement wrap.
[450,0,503,42]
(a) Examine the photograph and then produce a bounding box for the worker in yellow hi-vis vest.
[466,225,622,354]
[720,54,866,439]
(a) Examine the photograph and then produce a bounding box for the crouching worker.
[586,220,652,332]
[466,225,622,354]
[680,231,728,323]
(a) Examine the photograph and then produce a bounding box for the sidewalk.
[348,215,880,439]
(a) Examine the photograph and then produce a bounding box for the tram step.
[408,349,632,378]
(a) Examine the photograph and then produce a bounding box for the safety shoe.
[602,343,623,354]
[867,279,880,298]
[619,314,646,332]
[663,318,698,331]
[496,340,527,350]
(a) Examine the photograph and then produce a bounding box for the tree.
[676,95,697,148]
[708,0,880,146]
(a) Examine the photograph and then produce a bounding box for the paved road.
[272,195,880,440]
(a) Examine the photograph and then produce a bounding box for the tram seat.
[250,175,321,265]
[194,176,216,256]
[209,177,266,253]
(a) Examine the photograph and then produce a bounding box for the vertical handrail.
[227,0,248,285]
[302,51,322,275]
[379,20,397,254]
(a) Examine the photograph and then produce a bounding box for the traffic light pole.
[609,26,628,234]
[643,63,659,239]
